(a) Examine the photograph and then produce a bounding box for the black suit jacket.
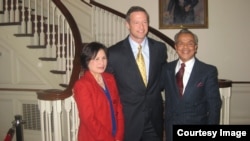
[107,36,167,141]
[161,58,222,141]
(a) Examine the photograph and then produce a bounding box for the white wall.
[95,0,250,82]
[93,0,250,124]
[0,2,249,138]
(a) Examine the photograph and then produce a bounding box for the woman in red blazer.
[73,42,124,141]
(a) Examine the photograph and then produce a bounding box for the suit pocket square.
[197,82,204,87]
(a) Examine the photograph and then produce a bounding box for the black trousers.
[140,110,162,141]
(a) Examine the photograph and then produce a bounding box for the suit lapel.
[122,38,147,88]
[168,61,181,99]
[147,39,161,87]
[122,38,136,63]
[183,59,202,96]
[147,40,154,86]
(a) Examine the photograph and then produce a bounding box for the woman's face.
[88,49,107,75]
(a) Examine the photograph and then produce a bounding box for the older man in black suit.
[161,28,222,141]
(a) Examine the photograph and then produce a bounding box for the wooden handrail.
[89,0,231,88]
[218,80,250,88]
[37,0,82,100]
[232,81,250,84]
[90,0,125,18]
[218,79,232,88]
[36,0,234,101]
[90,0,175,48]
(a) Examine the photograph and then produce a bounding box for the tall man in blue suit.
[107,6,167,141]
[161,28,222,141]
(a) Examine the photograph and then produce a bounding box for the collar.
[176,57,195,73]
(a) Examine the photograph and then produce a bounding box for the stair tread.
[39,57,57,61]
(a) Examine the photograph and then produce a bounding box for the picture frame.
[159,0,208,29]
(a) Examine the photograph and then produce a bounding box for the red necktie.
[176,63,185,96]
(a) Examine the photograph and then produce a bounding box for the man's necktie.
[136,45,147,86]
[176,63,185,96]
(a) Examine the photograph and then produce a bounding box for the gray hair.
[174,28,198,45]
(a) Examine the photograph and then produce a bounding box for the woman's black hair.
[80,42,107,70]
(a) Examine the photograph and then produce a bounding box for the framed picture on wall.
[159,0,208,29]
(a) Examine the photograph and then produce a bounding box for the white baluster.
[45,101,52,141]
[67,37,74,84]
[14,0,19,22]
[64,97,73,141]
[20,0,25,33]
[53,100,62,141]
[61,17,66,72]
[9,0,14,22]
[51,5,56,58]
[38,100,46,141]
[33,0,39,45]
[4,0,9,22]
[65,26,70,84]
[219,87,232,124]
[46,0,51,57]
[56,13,62,71]
[72,96,79,141]
[40,0,45,45]
[27,0,32,34]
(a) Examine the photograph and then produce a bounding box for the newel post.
[218,79,232,124]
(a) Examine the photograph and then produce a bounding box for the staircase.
[0,1,82,140]
[0,0,232,141]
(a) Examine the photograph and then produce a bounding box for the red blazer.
[73,71,124,141]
